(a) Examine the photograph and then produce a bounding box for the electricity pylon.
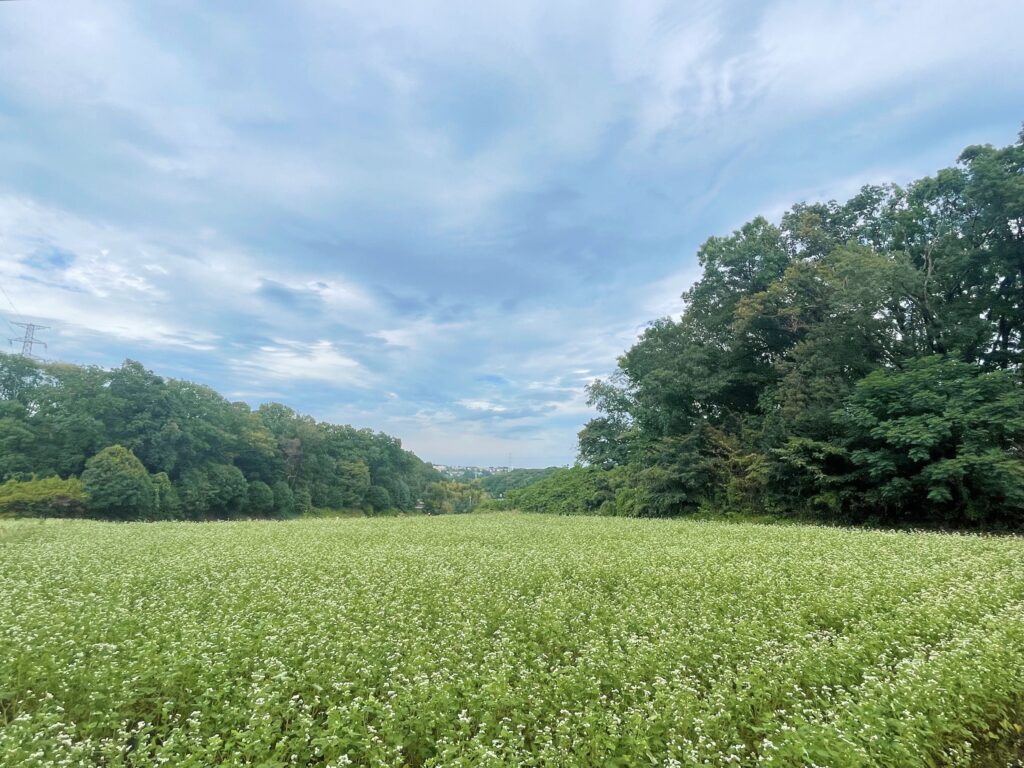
[9,322,48,358]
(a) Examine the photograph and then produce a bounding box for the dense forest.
[514,130,1024,527]
[0,356,446,519]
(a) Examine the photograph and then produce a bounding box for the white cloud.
[237,340,368,385]
[371,318,468,351]
[0,195,380,353]
[458,399,508,413]
[0,0,1020,466]
[751,0,1022,105]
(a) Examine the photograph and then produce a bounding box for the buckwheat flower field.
[1,514,1023,767]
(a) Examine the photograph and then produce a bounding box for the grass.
[1,513,1023,766]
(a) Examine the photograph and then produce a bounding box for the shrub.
[835,356,1024,525]
[0,476,87,517]
[506,465,628,516]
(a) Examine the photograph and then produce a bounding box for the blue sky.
[0,1,1022,467]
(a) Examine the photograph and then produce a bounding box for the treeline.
[537,130,1024,527]
[0,356,447,520]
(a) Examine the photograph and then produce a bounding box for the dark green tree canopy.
[572,129,1024,527]
[81,445,155,521]
[0,356,442,520]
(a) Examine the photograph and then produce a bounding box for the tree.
[474,468,560,497]
[151,471,181,520]
[555,128,1024,526]
[0,353,441,520]
[179,468,212,519]
[366,485,391,513]
[81,445,155,520]
[422,481,484,515]
[337,460,371,508]
[247,480,275,516]
[293,486,313,515]
[272,481,295,517]
[506,467,626,516]
[835,356,1024,524]
[204,464,248,516]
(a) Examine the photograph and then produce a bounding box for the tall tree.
[81,445,155,520]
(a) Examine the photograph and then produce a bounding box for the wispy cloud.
[236,340,369,386]
[0,0,1021,465]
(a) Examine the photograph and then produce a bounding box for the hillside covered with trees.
[516,130,1024,527]
[473,467,560,497]
[0,356,444,519]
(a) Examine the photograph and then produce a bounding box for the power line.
[0,229,26,332]
[0,283,24,329]
[9,322,48,359]
[0,233,54,358]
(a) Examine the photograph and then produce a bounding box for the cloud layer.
[0,0,1022,465]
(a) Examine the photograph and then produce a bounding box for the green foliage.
[336,459,371,508]
[422,480,484,514]
[365,484,391,512]
[293,486,313,516]
[150,472,180,520]
[0,475,87,518]
[205,464,248,516]
[507,466,629,516]
[81,445,155,520]
[246,480,275,516]
[473,467,561,497]
[178,468,212,519]
[272,480,295,517]
[835,356,1024,523]
[0,355,441,520]
[565,129,1024,527]
[2,514,1024,765]
[177,464,250,519]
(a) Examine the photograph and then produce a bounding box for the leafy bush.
[474,467,561,497]
[365,484,391,512]
[0,475,87,517]
[293,486,313,515]
[179,464,248,518]
[204,464,248,516]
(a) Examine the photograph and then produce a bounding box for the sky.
[0,1,1022,467]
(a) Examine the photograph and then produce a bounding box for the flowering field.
[1,514,1023,767]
